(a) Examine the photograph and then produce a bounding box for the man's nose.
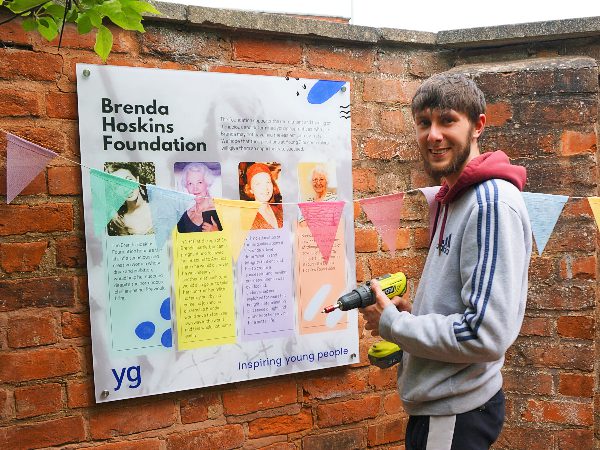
[427,122,443,143]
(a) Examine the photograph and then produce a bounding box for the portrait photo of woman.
[239,162,283,230]
[105,162,155,236]
[298,162,337,203]
[174,162,223,233]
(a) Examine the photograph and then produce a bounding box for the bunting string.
[3,129,598,259]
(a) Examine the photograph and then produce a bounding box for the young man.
[361,73,532,450]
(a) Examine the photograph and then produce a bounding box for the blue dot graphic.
[161,329,172,348]
[307,80,345,104]
[135,321,156,340]
[160,297,171,320]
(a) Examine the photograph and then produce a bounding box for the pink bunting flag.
[359,193,405,252]
[6,132,58,203]
[418,186,441,240]
[298,201,345,264]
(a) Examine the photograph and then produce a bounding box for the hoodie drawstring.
[429,201,449,255]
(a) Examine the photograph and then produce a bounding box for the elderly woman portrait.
[307,164,337,202]
[176,162,223,233]
[240,162,283,230]
[105,162,155,236]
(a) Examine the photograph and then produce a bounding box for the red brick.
[181,391,221,423]
[356,258,366,282]
[353,201,362,220]
[410,167,435,188]
[367,417,405,446]
[559,373,594,397]
[7,314,58,348]
[380,109,408,134]
[44,176,83,213]
[369,255,425,279]
[143,26,228,59]
[222,379,297,415]
[0,20,33,46]
[248,408,312,438]
[0,389,11,420]
[526,282,594,310]
[382,228,410,252]
[364,137,419,161]
[408,52,448,78]
[383,392,403,414]
[56,236,86,268]
[306,46,374,73]
[529,256,557,284]
[0,276,75,311]
[15,383,62,418]
[90,400,176,439]
[368,366,397,390]
[316,395,380,427]
[233,38,302,64]
[0,89,42,116]
[46,92,78,119]
[557,429,594,450]
[2,125,69,156]
[77,275,89,306]
[0,49,62,81]
[519,316,552,337]
[0,415,85,449]
[0,203,73,236]
[210,65,281,77]
[355,228,379,253]
[352,167,377,192]
[559,255,596,280]
[522,399,593,426]
[486,102,513,127]
[516,98,597,125]
[0,347,79,382]
[67,378,95,408]
[303,427,366,449]
[0,241,48,273]
[560,130,596,156]
[414,227,430,249]
[557,315,594,340]
[303,371,368,400]
[363,79,420,104]
[507,342,593,371]
[503,368,553,395]
[352,105,376,131]
[167,424,244,450]
[77,439,162,450]
[61,312,91,339]
[496,426,554,450]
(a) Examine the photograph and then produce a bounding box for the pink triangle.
[359,193,405,252]
[6,133,57,203]
[298,201,345,264]
[418,186,441,240]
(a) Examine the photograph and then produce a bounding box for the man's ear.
[472,114,486,138]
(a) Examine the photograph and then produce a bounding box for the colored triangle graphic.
[89,168,139,237]
[298,201,345,264]
[214,199,260,262]
[359,193,405,252]
[147,184,195,249]
[522,192,568,255]
[6,132,57,203]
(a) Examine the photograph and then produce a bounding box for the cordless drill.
[322,272,407,368]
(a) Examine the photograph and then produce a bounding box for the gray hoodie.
[380,151,532,415]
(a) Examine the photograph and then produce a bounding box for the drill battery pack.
[367,341,403,369]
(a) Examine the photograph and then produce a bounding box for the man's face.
[414,108,482,185]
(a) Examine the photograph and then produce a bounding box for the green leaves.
[3,0,160,60]
[94,24,113,62]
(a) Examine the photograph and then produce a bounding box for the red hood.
[435,151,526,204]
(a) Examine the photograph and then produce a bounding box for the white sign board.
[77,64,357,402]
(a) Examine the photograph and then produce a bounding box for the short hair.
[179,162,215,193]
[411,73,486,123]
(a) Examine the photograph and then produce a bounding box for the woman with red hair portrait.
[241,162,283,230]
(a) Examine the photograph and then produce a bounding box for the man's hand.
[360,278,412,337]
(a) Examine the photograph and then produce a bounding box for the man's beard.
[422,143,471,180]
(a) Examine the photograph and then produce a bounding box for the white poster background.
[77,64,357,402]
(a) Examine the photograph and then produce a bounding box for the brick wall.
[0,8,599,449]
